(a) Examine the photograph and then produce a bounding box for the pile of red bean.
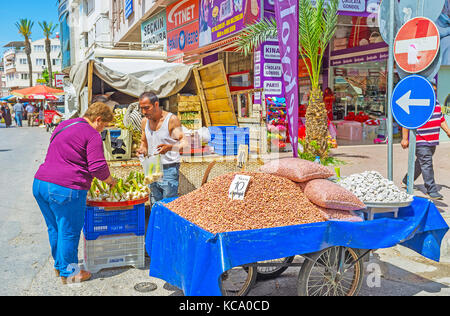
[165,172,327,234]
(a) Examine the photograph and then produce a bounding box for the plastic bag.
[139,154,164,185]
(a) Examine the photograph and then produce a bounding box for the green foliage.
[38,21,58,38]
[15,19,34,39]
[298,138,346,166]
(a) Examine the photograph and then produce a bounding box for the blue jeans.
[15,112,23,127]
[149,164,180,204]
[33,179,88,277]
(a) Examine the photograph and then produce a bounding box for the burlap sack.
[259,158,334,183]
[304,179,366,211]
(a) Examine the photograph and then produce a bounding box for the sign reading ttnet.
[394,17,440,73]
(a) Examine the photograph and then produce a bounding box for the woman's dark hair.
[139,91,159,105]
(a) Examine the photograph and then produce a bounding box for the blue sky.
[0,0,59,52]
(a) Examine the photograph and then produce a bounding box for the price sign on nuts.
[228,175,251,200]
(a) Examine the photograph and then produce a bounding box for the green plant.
[15,19,34,87]
[38,21,58,87]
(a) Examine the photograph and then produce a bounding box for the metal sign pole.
[387,0,395,181]
[407,130,417,194]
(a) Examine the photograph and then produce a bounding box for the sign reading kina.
[394,17,440,73]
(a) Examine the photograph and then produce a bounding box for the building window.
[52,59,61,66]
[36,59,46,66]
[21,73,29,80]
[34,45,45,52]
[19,58,27,64]
[51,45,60,52]
[84,0,95,16]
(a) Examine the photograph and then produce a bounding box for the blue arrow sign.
[391,75,436,130]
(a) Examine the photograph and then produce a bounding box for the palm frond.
[235,17,278,56]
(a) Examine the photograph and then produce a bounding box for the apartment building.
[59,0,113,71]
[3,38,62,90]
[0,61,8,97]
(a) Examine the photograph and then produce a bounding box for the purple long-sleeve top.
[35,118,110,190]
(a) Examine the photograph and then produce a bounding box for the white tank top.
[144,112,180,165]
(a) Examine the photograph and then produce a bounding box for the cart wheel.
[249,256,295,280]
[297,246,363,296]
[220,264,257,296]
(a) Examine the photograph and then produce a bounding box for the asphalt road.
[1,124,449,296]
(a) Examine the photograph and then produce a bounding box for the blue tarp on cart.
[145,196,449,296]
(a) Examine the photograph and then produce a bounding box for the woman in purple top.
[33,102,117,284]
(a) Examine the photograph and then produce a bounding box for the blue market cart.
[145,196,448,296]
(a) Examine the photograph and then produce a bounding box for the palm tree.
[236,0,338,158]
[39,21,58,87]
[15,19,34,87]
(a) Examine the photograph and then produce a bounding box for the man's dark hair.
[139,91,159,105]
[92,95,108,103]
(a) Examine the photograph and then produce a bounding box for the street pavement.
[0,124,449,296]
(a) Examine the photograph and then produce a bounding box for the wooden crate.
[193,61,238,127]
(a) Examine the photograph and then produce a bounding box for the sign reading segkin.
[141,11,167,51]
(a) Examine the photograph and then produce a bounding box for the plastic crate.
[209,126,249,141]
[83,203,145,240]
[83,234,145,273]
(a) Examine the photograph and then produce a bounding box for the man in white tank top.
[137,92,187,204]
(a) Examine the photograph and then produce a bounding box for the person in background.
[1,103,12,128]
[33,102,117,284]
[137,92,187,204]
[401,82,450,200]
[26,103,36,127]
[38,105,45,126]
[13,101,24,127]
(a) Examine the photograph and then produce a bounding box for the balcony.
[4,49,16,61]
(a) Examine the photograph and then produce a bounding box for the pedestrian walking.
[401,83,450,200]
[26,103,36,127]
[1,103,12,128]
[33,102,117,284]
[136,92,187,204]
[38,105,45,126]
[13,101,24,127]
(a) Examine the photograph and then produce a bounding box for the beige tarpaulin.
[69,59,194,115]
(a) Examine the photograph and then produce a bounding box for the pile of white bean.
[337,171,413,204]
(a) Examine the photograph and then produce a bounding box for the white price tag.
[228,175,251,200]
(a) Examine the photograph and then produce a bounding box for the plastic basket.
[83,234,145,273]
[83,203,145,240]
[209,126,249,141]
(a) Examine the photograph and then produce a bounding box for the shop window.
[444,94,450,116]
[332,15,383,52]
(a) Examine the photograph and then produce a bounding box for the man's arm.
[137,118,149,156]
[401,127,409,149]
[157,115,188,154]
[441,119,450,138]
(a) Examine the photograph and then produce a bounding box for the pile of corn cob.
[88,171,150,202]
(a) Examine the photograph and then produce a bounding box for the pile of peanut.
[165,172,327,234]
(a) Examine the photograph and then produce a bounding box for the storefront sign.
[167,22,199,57]
[166,0,199,31]
[199,0,260,47]
[330,50,389,66]
[264,80,283,95]
[141,11,167,51]
[263,44,280,60]
[263,63,283,77]
[274,0,299,156]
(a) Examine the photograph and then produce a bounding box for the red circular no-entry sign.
[394,17,440,74]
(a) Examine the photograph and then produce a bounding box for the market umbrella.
[11,85,64,100]
[0,95,14,101]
